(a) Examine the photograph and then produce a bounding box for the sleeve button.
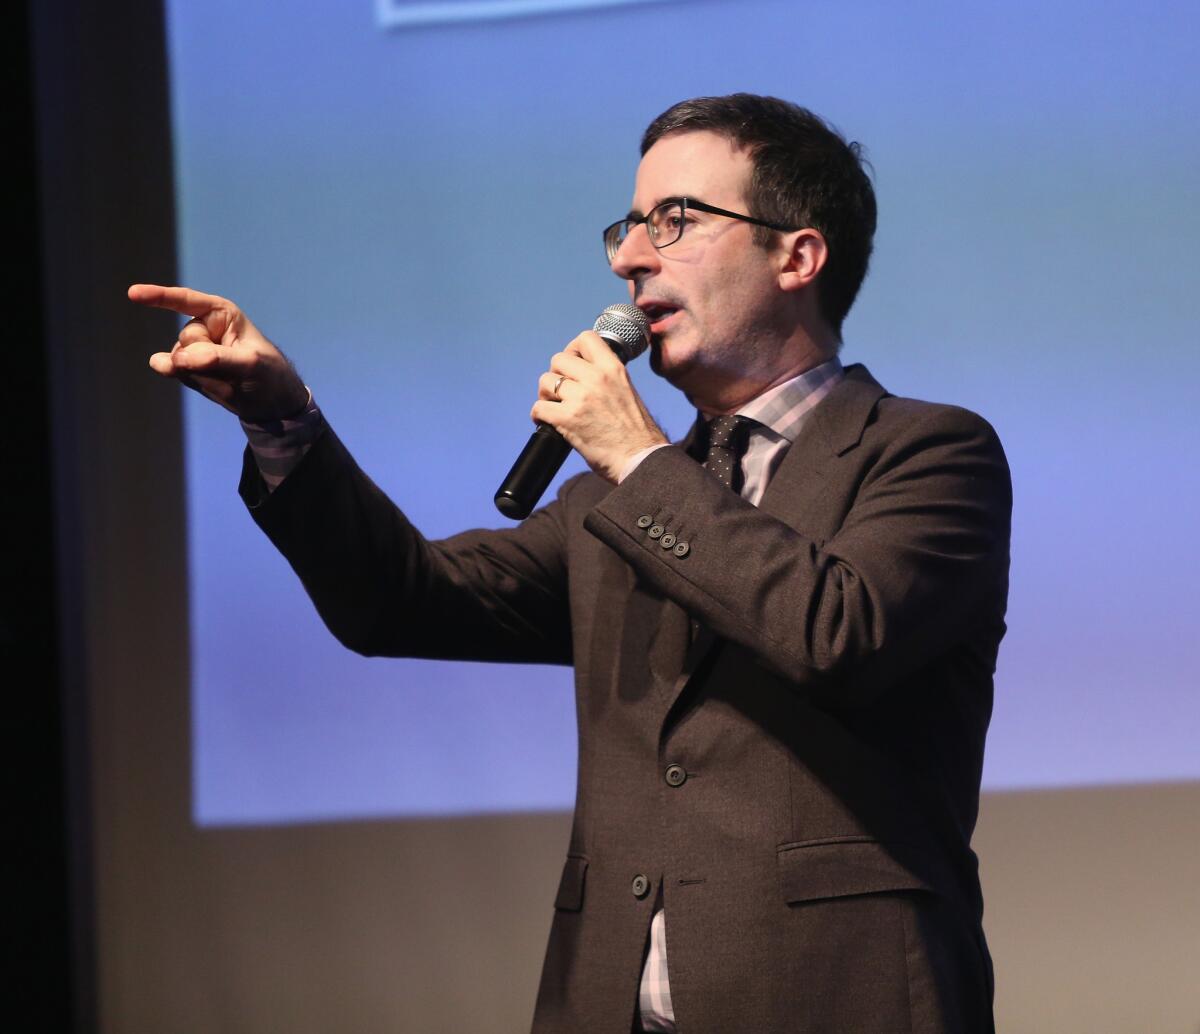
[660,533,677,549]
[636,514,653,529]
[673,540,690,558]
[647,524,665,540]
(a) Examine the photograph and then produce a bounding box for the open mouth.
[640,304,680,332]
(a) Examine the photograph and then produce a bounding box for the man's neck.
[691,350,839,417]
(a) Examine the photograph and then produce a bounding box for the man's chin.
[648,338,694,383]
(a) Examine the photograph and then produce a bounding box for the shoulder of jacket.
[873,392,1001,441]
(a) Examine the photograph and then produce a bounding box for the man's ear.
[778,228,828,293]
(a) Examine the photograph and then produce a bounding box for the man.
[132,94,1010,1033]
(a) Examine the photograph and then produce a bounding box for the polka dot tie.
[702,415,753,494]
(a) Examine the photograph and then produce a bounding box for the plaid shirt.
[636,356,844,1032]
[244,359,847,1031]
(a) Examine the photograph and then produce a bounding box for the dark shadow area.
[13,1,81,1028]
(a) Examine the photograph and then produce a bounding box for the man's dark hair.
[641,94,876,340]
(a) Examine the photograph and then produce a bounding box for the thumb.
[149,352,178,377]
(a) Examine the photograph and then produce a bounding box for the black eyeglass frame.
[603,196,798,264]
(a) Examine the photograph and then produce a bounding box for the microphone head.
[593,304,650,364]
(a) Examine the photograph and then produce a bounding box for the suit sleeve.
[240,424,574,665]
[583,403,1011,706]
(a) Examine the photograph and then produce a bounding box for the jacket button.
[631,874,650,899]
[647,524,665,540]
[660,533,677,549]
[636,515,653,529]
[664,764,687,787]
[673,540,690,558]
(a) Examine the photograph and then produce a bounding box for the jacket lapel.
[758,363,887,529]
[661,364,889,718]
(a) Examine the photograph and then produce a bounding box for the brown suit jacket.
[241,364,1011,1033]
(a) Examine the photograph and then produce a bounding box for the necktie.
[703,415,753,494]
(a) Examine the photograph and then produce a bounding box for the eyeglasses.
[603,197,796,264]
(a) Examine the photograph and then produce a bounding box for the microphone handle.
[494,422,574,520]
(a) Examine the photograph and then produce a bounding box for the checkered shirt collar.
[733,356,844,441]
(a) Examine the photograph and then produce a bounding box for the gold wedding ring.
[552,375,567,400]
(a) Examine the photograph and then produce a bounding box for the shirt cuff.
[618,443,671,484]
[240,387,324,493]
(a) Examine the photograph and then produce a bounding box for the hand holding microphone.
[495,305,666,519]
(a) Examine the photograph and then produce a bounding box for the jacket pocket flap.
[554,855,589,912]
[778,838,934,904]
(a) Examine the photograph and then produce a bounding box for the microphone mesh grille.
[593,304,650,364]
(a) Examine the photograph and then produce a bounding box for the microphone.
[494,304,651,520]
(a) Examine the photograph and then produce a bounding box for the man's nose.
[610,223,660,281]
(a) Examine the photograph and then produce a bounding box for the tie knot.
[707,414,752,452]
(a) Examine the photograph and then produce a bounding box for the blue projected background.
[165,0,1200,826]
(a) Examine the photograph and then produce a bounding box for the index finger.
[568,330,628,371]
[127,283,231,318]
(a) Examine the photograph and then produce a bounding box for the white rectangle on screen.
[378,0,685,28]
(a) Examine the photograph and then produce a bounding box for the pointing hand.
[130,283,309,422]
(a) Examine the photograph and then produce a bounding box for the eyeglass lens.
[606,201,684,262]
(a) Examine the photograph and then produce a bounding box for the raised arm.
[131,283,576,666]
